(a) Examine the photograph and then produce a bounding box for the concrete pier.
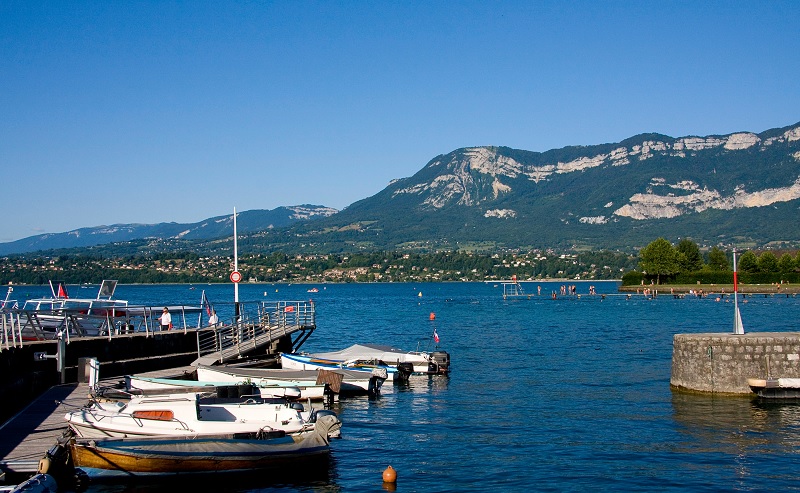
[671,332,800,394]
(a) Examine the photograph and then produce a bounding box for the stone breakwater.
[671,332,800,394]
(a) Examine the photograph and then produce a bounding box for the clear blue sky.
[2,1,799,243]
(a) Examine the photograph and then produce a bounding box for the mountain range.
[3,121,800,256]
[0,206,337,256]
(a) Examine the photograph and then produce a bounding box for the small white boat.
[65,392,339,439]
[19,280,131,338]
[280,352,397,381]
[124,375,304,400]
[282,344,451,376]
[65,414,341,479]
[196,365,382,397]
[747,377,800,399]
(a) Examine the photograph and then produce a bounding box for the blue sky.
[2,1,799,243]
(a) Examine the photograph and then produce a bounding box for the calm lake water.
[17,281,800,492]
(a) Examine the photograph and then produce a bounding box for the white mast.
[733,249,744,335]
[233,207,240,322]
[233,207,239,304]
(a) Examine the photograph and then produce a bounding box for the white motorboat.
[280,352,397,381]
[196,365,383,397]
[68,414,341,478]
[65,392,340,439]
[282,343,451,376]
[124,375,304,400]
[19,280,130,338]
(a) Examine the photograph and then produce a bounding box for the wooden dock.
[0,366,195,481]
[0,384,86,478]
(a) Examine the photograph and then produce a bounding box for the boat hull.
[71,434,330,477]
[747,377,800,399]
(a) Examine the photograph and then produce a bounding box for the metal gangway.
[193,300,316,366]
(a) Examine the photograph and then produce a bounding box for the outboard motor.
[396,362,414,381]
[368,367,388,398]
[309,409,342,439]
[429,351,450,374]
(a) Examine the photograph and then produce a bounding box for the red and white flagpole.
[233,207,240,322]
[733,249,744,334]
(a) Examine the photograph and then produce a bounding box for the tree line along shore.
[2,237,798,288]
[618,283,800,294]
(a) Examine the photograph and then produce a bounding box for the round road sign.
[230,271,242,283]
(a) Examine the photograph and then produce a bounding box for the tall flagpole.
[233,207,240,322]
[733,248,744,334]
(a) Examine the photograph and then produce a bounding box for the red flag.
[57,284,68,299]
[284,305,295,313]
[202,292,212,316]
[433,328,440,343]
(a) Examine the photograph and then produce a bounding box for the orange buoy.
[429,312,435,321]
[382,465,397,483]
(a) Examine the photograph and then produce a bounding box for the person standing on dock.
[208,309,219,327]
[159,307,172,331]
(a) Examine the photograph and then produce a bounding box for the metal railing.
[0,303,205,349]
[195,300,315,364]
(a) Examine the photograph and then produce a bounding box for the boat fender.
[37,456,51,474]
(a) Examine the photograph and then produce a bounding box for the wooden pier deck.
[0,384,86,478]
[0,366,196,481]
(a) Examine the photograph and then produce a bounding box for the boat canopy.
[312,344,425,363]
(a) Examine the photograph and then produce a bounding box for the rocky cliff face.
[388,125,800,223]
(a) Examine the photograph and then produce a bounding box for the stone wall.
[671,332,800,394]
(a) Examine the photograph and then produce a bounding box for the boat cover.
[312,344,426,364]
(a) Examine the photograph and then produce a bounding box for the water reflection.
[671,391,800,453]
[396,374,450,394]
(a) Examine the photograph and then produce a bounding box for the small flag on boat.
[201,291,213,316]
[433,328,440,343]
[284,305,295,313]
[57,283,68,299]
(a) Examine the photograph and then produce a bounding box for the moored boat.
[65,392,339,439]
[301,343,451,375]
[747,377,800,399]
[124,375,304,400]
[195,365,381,397]
[280,352,400,381]
[68,413,341,478]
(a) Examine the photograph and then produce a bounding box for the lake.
[15,281,800,492]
